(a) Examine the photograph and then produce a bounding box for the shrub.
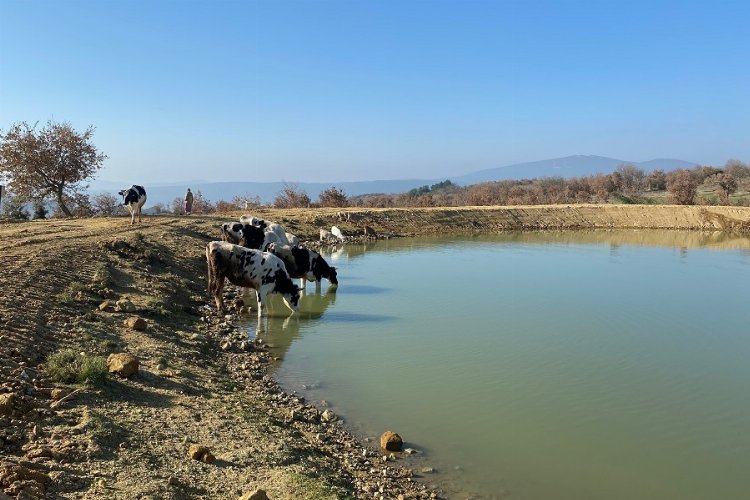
[1,192,30,220]
[33,199,48,219]
[274,183,311,208]
[318,186,349,207]
[45,349,107,385]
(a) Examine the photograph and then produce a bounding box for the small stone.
[0,393,16,415]
[321,409,337,422]
[420,467,435,474]
[107,353,139,377]
[238,489,270,500]
[98,300,115,312]
[124,317,147,331]
[188,444,209,461]
[379,431,403,452]
[116,299,136,313]
[404,448,417,455]
[201,452,216,464]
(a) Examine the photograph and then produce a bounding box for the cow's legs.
[129,206,135,225]
[255,289,264,320]
[212,275,226,313]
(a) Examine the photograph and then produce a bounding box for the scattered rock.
[404,447,417,455]
[98,300,115,312]
[188,444,215,464]
[420,467,435,474]
[106,353,139,377]
[115,298,136,312]
[0,393,16,415]
[238,489,270,500]
[320,409,338,423]
[380,431,403,452]
[124,317,147,331]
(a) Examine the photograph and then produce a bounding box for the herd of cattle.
[118,185,341,320]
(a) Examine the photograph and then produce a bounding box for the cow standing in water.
[118,185,147,224]
[205,241,300,318]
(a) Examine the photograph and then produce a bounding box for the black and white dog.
[118,185,147,225]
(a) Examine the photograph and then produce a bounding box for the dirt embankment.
[1,205,749,499]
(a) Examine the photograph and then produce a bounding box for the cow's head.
[312,254,338,286]
[325,266,338,286]
[118,189,129,205]
[272,270,300,313]
[220,222,244,244]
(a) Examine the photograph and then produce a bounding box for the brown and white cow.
[206,241,300,318]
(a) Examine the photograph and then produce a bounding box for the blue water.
[243,231,750,499]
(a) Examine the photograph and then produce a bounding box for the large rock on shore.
[380,431,403,451]
[107,353,139,377]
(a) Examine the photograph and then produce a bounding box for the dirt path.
[1,205,749,499]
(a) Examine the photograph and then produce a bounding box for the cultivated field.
[1,205,749,499]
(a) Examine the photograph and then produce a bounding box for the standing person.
[184,188,194,215]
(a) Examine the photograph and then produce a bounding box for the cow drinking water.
[206,241,300,318]
[267,243,338,290]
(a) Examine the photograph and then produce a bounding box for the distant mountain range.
[90,155,696,206]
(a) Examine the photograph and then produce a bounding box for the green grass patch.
[45,349,108,385]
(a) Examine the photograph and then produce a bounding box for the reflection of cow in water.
[250,288,338,356]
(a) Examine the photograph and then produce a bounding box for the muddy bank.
[266,205,750,239]
[1,205,749,499]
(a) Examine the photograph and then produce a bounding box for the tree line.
[1,120,748,220]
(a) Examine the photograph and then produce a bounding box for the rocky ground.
[1,205,749,499]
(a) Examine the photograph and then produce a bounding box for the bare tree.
[707,173,738,204]
[273,183,311,208]
[645,169,667,191]
[92,192,125,216]
[318,186,349,207]
[613,165,645,195]
[667,170,698,205]
[0,121,107,217]
[191,190,215,214]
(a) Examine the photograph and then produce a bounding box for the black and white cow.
[118,185,147,225]
[206,241,300,317]
[240,215,294,246]
[267,243,338,290]
[219,222,286,251]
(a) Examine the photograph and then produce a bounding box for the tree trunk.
[55,190,72,217]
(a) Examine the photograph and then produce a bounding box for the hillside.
[89,155,697,207]
[2,205,748,499]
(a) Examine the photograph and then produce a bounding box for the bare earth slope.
[1,205,749,499]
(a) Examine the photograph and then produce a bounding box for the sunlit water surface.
[241,231,750,499]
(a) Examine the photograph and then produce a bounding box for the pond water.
[241,230,750,499]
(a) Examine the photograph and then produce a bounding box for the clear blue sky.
[1,0,748,184]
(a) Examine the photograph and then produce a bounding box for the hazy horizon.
[1,0,748,185]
